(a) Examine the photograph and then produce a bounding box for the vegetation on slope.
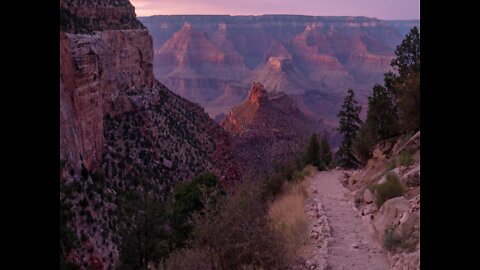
[336,26,420,167]
[373,173,406,208]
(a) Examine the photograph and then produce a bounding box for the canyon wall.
[60,1,240,269]
[140,15,419,142]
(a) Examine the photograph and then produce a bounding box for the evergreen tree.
[117,179,169,270]
[319,132,333,169]
[353,27,420,164]
[353,84,399,164]
[353,125,376,165]
[170,172,225,249]
[385,26,420,132]
[303,133,323,170]
[366,84,399,140]
[391,27,420,78]
[337,89,363,169]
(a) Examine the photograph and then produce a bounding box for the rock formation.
[60,1,240,268]
[222,82,316,181]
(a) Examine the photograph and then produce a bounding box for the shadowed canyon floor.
[297,170,388,270]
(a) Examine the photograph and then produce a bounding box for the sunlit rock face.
[221,82,317,182]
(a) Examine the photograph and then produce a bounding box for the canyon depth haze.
[139,15,418,146]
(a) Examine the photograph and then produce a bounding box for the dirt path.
[297,170,388,270]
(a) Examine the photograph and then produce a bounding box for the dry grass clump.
[268,178,310,260]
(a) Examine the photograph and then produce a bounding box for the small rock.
[351,243,359,249]
[363,189,374,204]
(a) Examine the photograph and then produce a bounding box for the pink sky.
[131,0,420,20]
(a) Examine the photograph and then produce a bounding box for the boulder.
[400,212,420,238]
[372,197,409,240]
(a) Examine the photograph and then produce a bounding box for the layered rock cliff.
[60,1,240,269]
[222,82,316,181]
[140,15,419,147]
[60,29,154,172]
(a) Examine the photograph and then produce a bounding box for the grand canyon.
[60,1,420,269]
[140,15,418,142]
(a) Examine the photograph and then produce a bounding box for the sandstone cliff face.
[222,82,316,181]
[60,29,154,171]
[60,1,241,269]
[342,132,420,270]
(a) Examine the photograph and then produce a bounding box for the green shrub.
[187,182,288,269]
[261,172,284,201]
[385,161,396,172]
[382,225,418,252]
[373,173,405,208]
[383,226,403,251]
[291,170,305,182]
[81,164,89,180]
[291,165,316,182]
[397,151,413,167]
[353,126,376,165]
[303,133,324,170]
[91,170,105,185]
[170,172,225,249]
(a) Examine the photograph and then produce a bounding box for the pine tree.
[304,133,323,170]
[319,132,333,169]
[366,84,399,140]
[353,125,376,165]
[337,89,363,169]
[385,26,420,132]
[391,27,420,78]
[117,179,169,270]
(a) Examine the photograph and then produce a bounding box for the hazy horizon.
[137,13,420,22]
[131,0,420,20]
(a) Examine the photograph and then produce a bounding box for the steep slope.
[222,82,316,181]
[60,1,240,269]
